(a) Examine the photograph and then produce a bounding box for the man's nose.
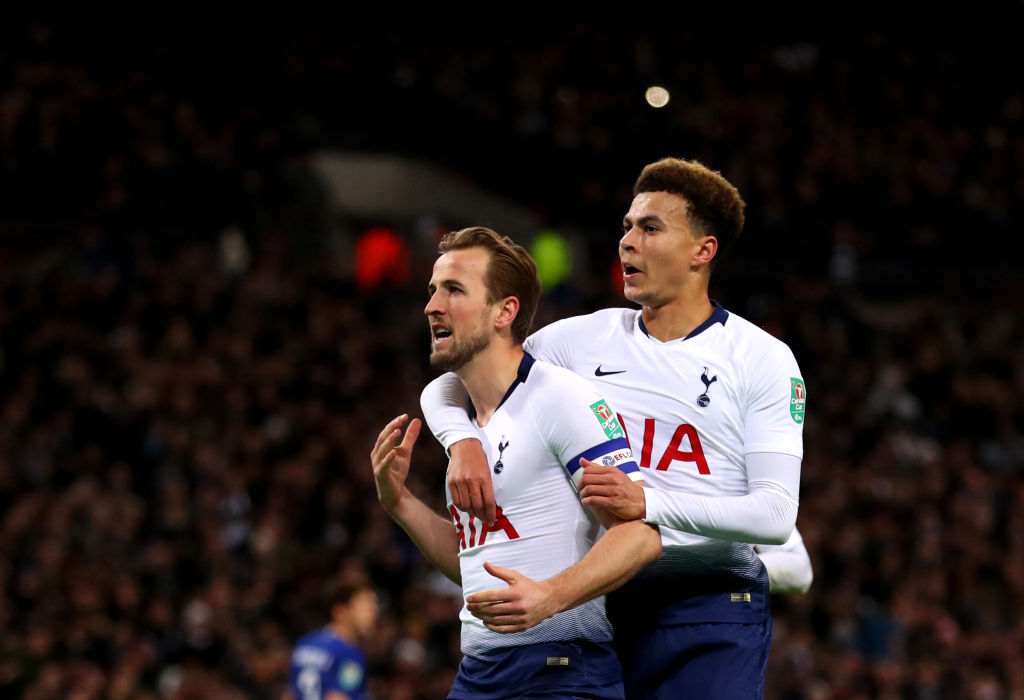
[424,291,442,316]
[620,226,637,251]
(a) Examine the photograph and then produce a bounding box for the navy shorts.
[448,640,624,700]
[613,618,772,700]
[608,573,772,699]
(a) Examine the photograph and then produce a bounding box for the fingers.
[581,483,630,499]
[450,481,471,516]
[468,489,485,521]
[400,418,422,451]
[448,444,497,524]
[466,596,530,632]
[482,561,518,584]
[482,621,531,633]
[468,485,485,522]
[372,414,408,461]
[371,414,423,467]
[580,458,621,472]
[577,464,622,489]
[579,462,617,476]
[467,481,496,525]
[579,483,619,500]
[578,475,618,492]
[371,437,398,474]
[480,481,496,525]
[466,588,511,606]
[455,482,496,525]
[468,602,519,618]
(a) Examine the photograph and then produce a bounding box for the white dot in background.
[645,86,670,108]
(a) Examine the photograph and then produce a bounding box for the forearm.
[758,548,813,594]
[546,520,661,613]
[643,486,796,544]
[644,451,800,544]
[756,527,813,594]
[389,492,462,584]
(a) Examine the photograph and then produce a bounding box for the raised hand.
[370,414,421,514]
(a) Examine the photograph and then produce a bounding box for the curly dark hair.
[634,158,746,265]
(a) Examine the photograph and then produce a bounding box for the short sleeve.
[743,342,805,459]
[523,318,577,370]
[526,366,642,488]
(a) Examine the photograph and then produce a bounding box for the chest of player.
[479,410,578,502]
[573,342,748,485]
[444,408,584,551]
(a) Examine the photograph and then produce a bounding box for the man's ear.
[693,235,718,268]
[493,296,520,331]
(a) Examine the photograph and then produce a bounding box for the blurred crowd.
[2,20,1023,700]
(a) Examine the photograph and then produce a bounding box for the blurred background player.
[421,157,805,698]
[283,580,378,700]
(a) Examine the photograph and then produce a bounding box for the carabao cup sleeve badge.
[590,399,625,440]
[790,378,806,423]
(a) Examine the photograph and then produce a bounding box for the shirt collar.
[496,351,535,410]
[638,300,729,340]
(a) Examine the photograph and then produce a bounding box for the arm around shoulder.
[419,372,476,451]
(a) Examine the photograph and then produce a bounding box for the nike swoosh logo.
[595,365,627,376]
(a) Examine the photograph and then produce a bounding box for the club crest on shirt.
[494,437,509,473]
[790,378,806,423]
[697,367,718,408]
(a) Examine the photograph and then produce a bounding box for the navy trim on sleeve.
[565,437,637,478]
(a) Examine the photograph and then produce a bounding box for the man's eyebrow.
[428,277,461,292]
[623,214,665,227]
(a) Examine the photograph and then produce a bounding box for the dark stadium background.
[1,16,1022,699]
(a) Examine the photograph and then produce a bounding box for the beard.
[429,328,490,372]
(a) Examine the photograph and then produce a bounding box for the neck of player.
[329,619,356,643]
[457,341,524,427]
[639,286,715,342]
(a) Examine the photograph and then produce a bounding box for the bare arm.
[466,461,661,633]
[371,414,461,584]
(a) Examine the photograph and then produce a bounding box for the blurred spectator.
[0,19,1022,699]
[283,578,378,700]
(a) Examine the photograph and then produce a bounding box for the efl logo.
[790,378,806,423]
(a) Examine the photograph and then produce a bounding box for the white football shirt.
[449,353,642,656]
[522,304,805,583]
